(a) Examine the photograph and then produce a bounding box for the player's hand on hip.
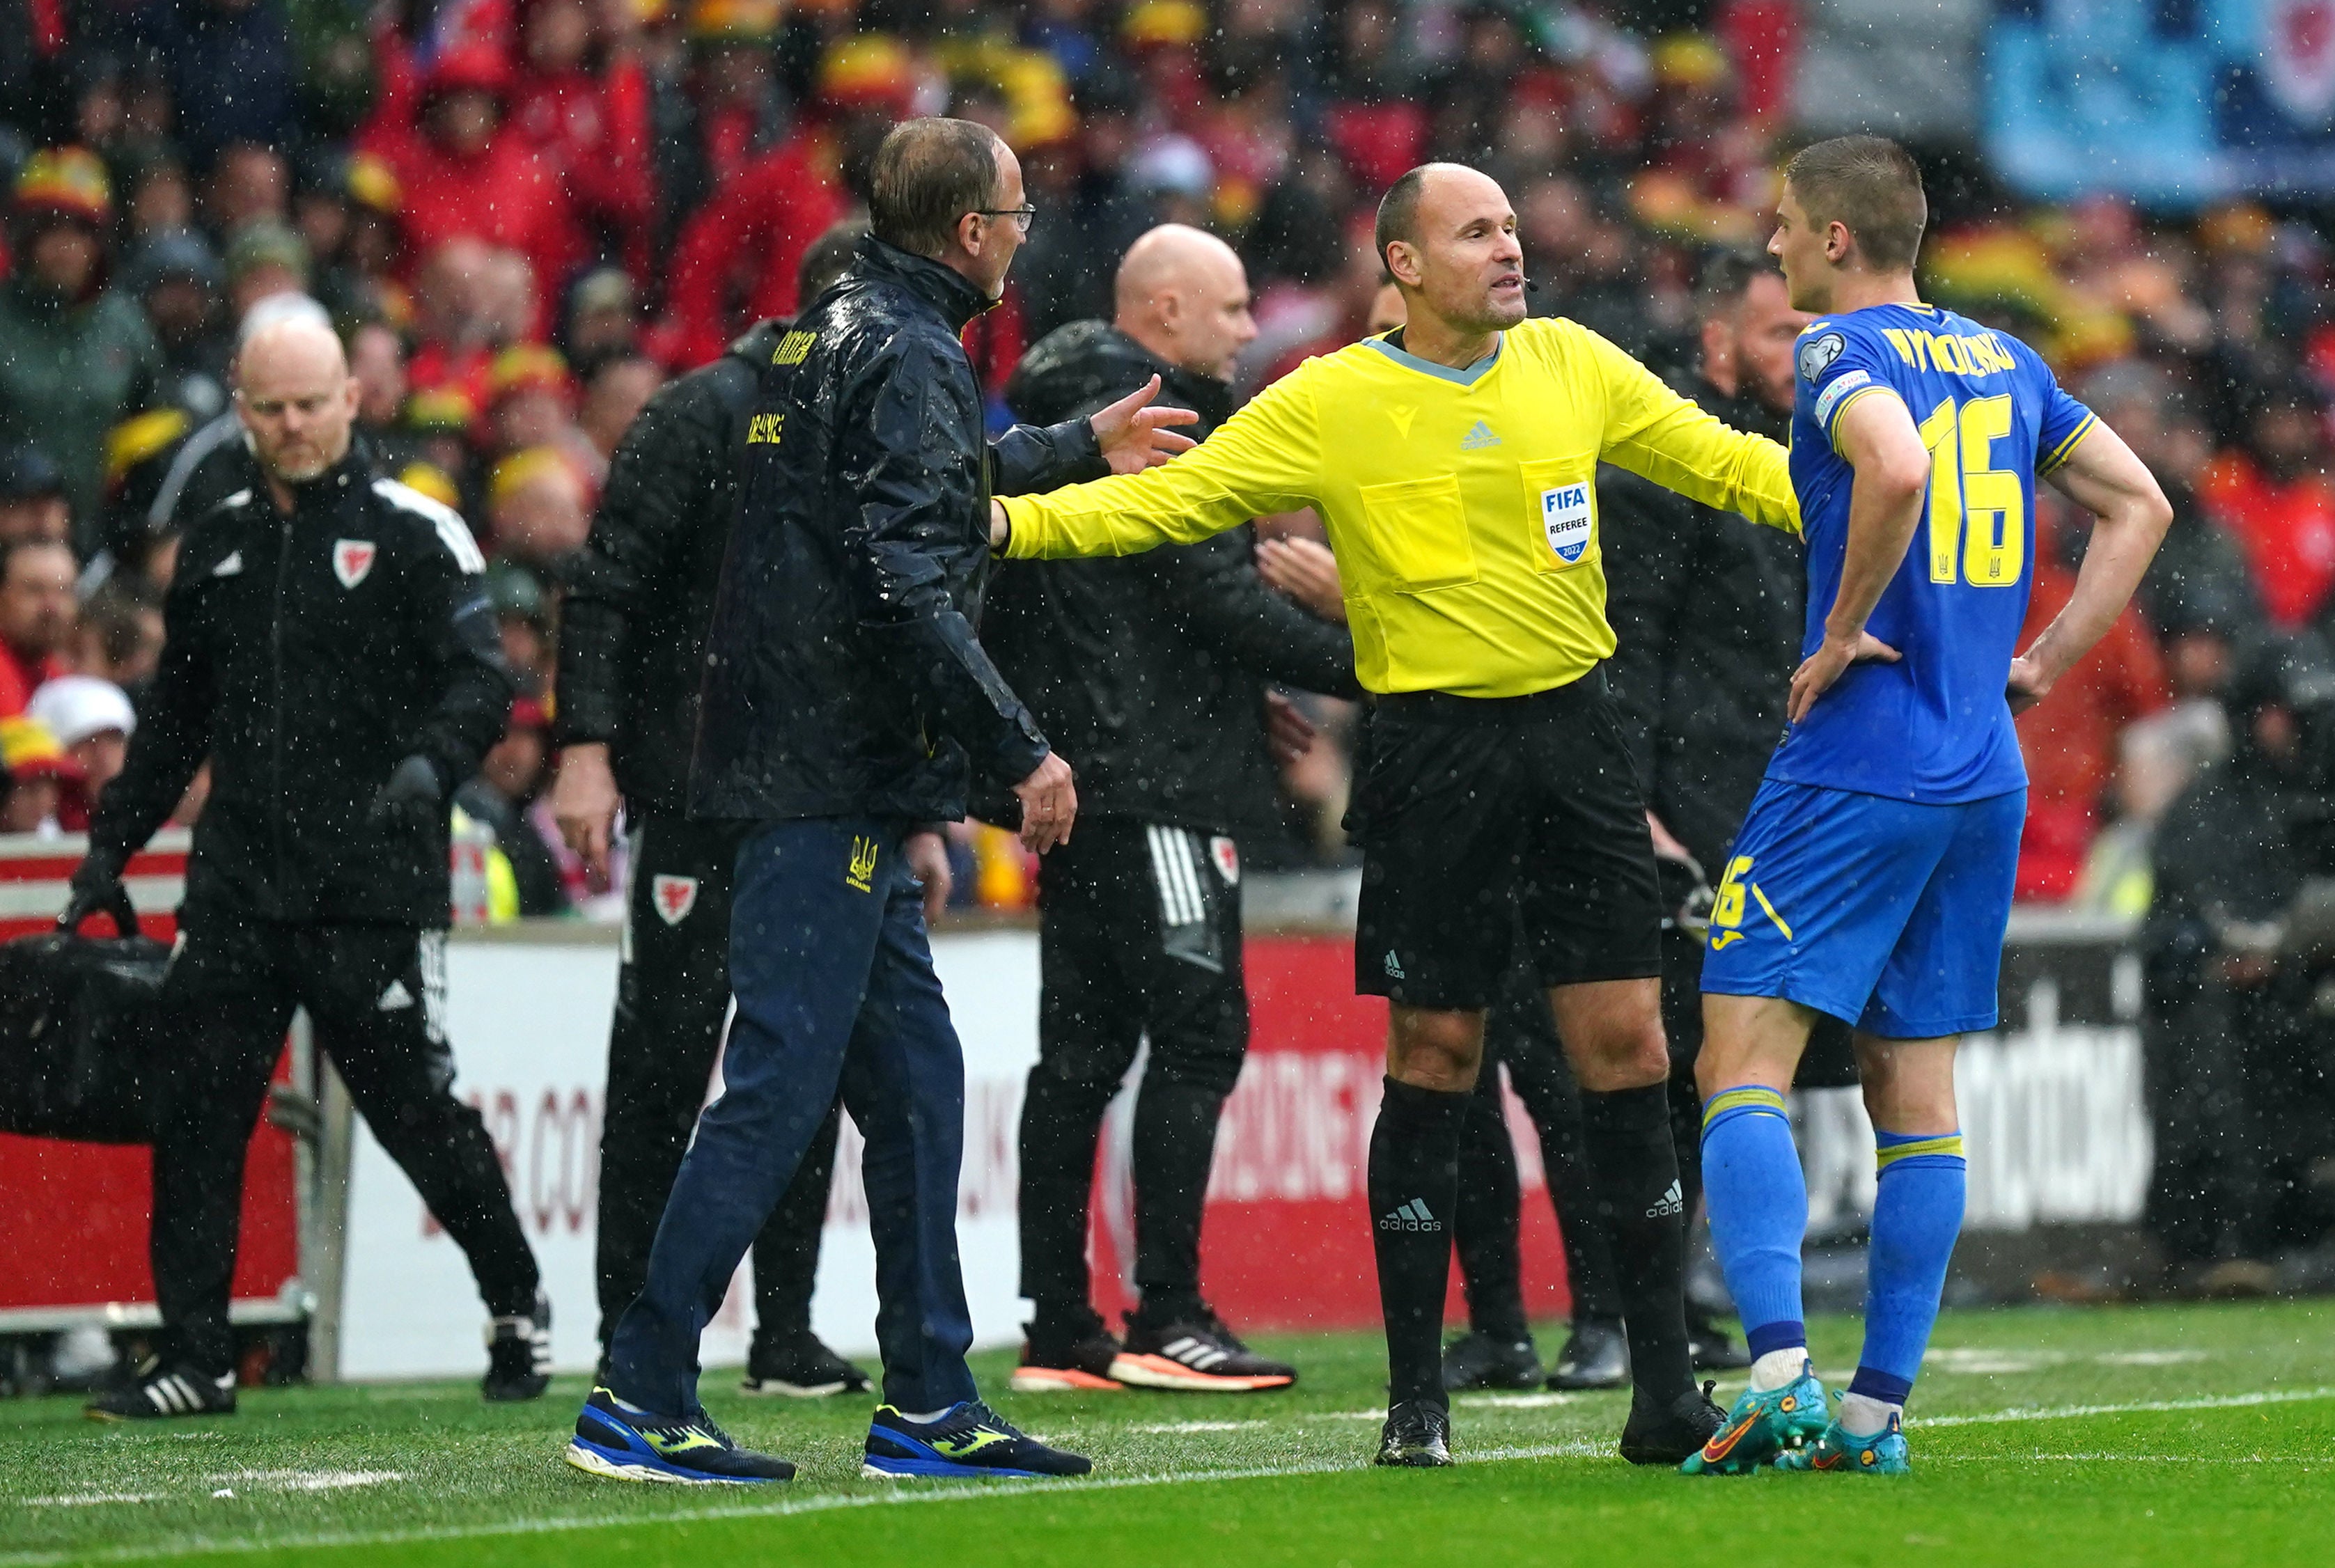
[1788,631,1899,723]
[1013,752,1079,853]
[551,742,620,889]
[2006,654,2053,715]
[1091,375,1199,474]
[905,828,953,923]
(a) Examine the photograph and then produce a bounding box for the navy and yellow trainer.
[863,1401,1092,1480]
[564,1385,796,1484]
[1678,1361,1830,1475]
[1774,1408,1912,1475]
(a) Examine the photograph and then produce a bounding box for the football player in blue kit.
[1682,136,2173,1477]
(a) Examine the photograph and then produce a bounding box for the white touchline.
[10,1388,2331,1567]
[1919,1386,2335,1427]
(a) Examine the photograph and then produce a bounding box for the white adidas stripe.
[1146,826,1178,926]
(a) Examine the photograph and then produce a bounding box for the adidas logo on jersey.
[1460,421,1501,450]
[1646,1179,1683,1219]
[1380,1198,1442,1232]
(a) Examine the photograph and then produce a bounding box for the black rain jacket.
[690,237,1106,823]
[1600,375,1802,876]
[88,446,513,926]
[554,320,779,814]
[985,320,1359,836]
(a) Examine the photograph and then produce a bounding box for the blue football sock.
[1849,1130,1967,1420]
[1700,1085,1807,1364]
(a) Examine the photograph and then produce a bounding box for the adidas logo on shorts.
[1383,950,1406,980]
[1380,1198,1442,1232]
[1646,1179,1683,1219]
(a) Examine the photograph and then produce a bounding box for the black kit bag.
[0,896,169,1143]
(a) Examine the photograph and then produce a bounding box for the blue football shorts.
[1697,778,2026,1040]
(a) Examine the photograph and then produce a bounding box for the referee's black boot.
[1373,1400,1454,1467]
[1618,1379,1725,1466]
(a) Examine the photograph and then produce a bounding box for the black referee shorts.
[1348,670,1663,1012]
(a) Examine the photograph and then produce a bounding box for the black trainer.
[1618,1379,1726,1465]
[1439,1331,1545,1392]
[1687,1313,1752,1372]
[740,1328,872,1397]
[1546,1318,1631,1391]
[86,1358,237,1421]
[1114,1302,1296,1392]
[483,1289,552,1402]
[1373,1399,1453,1467]
[1011,1306,1126,1393]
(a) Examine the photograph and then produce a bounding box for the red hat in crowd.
[423,42,517,107]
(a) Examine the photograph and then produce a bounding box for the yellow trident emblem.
[845,836,880,893]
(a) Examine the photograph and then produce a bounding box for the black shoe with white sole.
[86,1358,237,1421]
[740,1329,872,1397]
[1440,1331,1546,1393]
[1545,1317,1631,1391]
[1373,1399,1453,1467]
[483,1289,552,1402]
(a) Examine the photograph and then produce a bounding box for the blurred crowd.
[0,0,2329,929]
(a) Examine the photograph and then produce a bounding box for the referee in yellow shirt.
[994,164,1799,1468]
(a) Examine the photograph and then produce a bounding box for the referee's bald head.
[1373,164,1525,333]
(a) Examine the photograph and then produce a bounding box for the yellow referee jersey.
[1001,317,1799,698]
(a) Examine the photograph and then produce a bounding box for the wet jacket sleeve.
[1588,330,1800,535]
[87,557,216,869]
[843,337,1051,783]
[1001,370,1322,558]
[989,418,1108,496]
[1599,469,1700,781]
[1148,531,1361,698]
[554,386,717,747]
[403,519,519,788]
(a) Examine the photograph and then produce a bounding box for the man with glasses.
[566,117,1195,1487]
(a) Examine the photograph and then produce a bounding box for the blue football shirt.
[1765,302,2096,803]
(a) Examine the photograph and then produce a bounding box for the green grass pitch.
[4,1301,2329,1567]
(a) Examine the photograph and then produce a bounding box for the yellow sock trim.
[1703,1085,1788,1129]
[1875,1134,1965,1170]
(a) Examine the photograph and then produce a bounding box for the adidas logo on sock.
[1378,1198,1442,1233]
[1382,950,1406,980]
[1646,1179,1683,1218]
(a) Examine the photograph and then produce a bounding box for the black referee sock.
[1369,1076,1467,1407]
[1579,1083,1694,1403]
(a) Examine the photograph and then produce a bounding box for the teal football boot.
[1775,1408,1911,1475]
[1678,1360,1830,1475]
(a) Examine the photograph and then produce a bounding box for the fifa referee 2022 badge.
[993,162,1803,1471]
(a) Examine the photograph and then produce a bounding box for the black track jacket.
[1600,375,1802,876]
[987,321,1359,837]
[555,320,779,815]
[88,446,513,926]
